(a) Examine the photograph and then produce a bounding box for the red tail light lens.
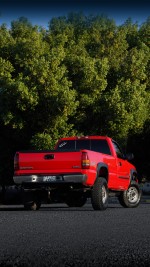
[81,152,90,169]
[14,152,19,170]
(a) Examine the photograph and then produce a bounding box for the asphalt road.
[0,198,150,267]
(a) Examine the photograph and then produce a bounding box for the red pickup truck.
[13,136,141,210]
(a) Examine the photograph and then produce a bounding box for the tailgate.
[17,151,82,173]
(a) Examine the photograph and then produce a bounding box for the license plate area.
[43,176,62,182]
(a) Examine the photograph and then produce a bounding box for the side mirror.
[126,153,134,161]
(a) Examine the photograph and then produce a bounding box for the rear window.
[56,139,111,155]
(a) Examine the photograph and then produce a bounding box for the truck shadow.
[0,203,125,211]
[0,198,149,211]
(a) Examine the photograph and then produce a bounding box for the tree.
[0,17,78,183]
[0,14,150,184]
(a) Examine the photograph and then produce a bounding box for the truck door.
[112,141,130,190]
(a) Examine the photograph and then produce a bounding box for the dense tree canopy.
[0,14,150,184]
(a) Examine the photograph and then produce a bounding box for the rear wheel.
[118,181,141,208]
[24,200,41,211]
[65,192,87,207]
[91,177,108,210]
[23,191,41,211]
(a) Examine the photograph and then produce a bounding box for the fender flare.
[96,163,109,182]
[130,169,138,182]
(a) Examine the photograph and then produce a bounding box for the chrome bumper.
[13,174,87,185]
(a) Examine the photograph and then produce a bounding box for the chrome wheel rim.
[102,185,107,203]
[127,187,139,203]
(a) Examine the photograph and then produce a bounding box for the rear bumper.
[13,174,87,185]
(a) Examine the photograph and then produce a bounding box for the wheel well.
[130,170,138,182]
[98,167,108,182]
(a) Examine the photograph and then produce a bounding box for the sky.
[0,0,149,28]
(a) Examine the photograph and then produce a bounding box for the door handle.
[44,154,55,160]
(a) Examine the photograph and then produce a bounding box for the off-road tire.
[118,181,141,208]
[23,191,41,211]
[91,177,109,210]
[65,192,87,207]
[24,200,41,211]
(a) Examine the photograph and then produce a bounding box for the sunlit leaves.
[0,57,14,79]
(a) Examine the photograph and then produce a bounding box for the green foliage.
[0,14,150,183]
[30,133,55,150]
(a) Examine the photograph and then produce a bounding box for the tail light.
[81,152,90,169]
[14,152,19,170]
